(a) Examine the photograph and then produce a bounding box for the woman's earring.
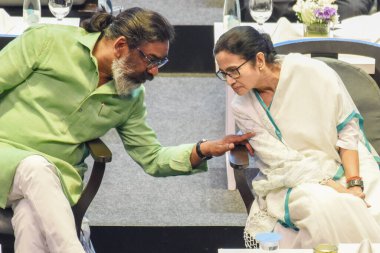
[259,66,263,71]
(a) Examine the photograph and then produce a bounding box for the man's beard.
[111,55,154,97]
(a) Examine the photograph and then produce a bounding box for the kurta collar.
[76,31,142,99]
[77,31,119,95]
[77,31,102,52]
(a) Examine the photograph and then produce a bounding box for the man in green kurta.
[0,7,252,253]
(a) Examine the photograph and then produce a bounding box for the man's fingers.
[245,143,255,156]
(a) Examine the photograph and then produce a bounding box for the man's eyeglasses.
[136,48,169,70]
[215,59,251,81]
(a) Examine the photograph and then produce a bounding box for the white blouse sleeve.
[336,118,359,150]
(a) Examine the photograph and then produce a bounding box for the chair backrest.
[274,38,380,155]
[275,38,380,86]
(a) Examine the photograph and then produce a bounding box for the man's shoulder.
[24,24,83,39]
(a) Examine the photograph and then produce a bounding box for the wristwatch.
[196,139,212,161]
[347,179,364,191]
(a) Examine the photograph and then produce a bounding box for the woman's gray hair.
[213,26,277,65]
[82,7,175,49]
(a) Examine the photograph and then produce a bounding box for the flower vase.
[303,22,330,37]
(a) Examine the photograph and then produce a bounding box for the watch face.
[347,179,364,190]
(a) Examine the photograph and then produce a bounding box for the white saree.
[232,54,380,248]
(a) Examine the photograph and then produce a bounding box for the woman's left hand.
[347,186,370,207]
[347,186,365,199]
[324,180,370,207]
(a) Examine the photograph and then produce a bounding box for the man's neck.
[93,37,114,86]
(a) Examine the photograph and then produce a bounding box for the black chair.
[0,138,112,252]
[230,38,380,214]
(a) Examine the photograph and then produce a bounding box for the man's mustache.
[130,71,154,83]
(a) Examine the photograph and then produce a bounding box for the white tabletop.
[218,243,380,253]
[0,8,80,35]
[6,17,80,35]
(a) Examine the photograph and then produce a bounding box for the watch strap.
[347,179,364,190]
[196,139,212,160]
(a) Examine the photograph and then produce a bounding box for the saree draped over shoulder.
[232,54,380,248]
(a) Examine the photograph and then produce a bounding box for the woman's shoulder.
[282,53,335,77]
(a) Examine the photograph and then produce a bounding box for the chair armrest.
[72,138,112,236]
[229,145,255,214]
[86,138,112,163]
[230,144,249,169]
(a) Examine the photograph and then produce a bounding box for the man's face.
[112,41,169,96]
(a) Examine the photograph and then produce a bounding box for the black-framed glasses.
[136,48,169,69]
[215,59,251,81]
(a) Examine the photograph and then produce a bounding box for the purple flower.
[314,6,337,21]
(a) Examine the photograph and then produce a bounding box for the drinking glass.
[249,0,273,32]
[48,0,73,22]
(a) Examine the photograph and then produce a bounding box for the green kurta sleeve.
[116,87,208,176]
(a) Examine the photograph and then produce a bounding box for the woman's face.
[215,51,262,96]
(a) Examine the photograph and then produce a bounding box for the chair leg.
[72,161,106,237]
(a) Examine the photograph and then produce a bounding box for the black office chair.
[230,38,380,214]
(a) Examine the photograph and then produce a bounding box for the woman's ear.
[113,36,128,58]
[256,52,266,69]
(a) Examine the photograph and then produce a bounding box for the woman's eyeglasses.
[215,59,251,81]
[136,48,169,70]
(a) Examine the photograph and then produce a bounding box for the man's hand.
[190,132,255,166]
[201,132,255,157]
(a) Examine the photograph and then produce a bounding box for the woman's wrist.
[346,175,362,183]
[346,176,364,191]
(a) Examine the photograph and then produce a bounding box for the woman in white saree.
[214,26,380,249]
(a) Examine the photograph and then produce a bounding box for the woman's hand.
[347,186,366,199]
[324,179,370,207]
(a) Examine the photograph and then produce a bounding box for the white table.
[6,16,80,35]
[214,21,377,190]
[0,7,80,36]
[219,243,380,252]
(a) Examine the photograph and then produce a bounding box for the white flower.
[293,0,339,25]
